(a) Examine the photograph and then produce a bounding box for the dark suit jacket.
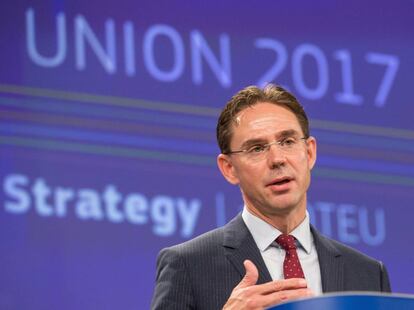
[151,214,391,309]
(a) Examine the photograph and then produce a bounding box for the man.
[151,84,391,310]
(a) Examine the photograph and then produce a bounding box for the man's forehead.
[233,102,299,129]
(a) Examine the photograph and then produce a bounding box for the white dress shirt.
[242,207,323,295]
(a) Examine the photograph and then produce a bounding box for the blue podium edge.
[269,291,414,309]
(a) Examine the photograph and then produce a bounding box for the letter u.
[26,8,67,67]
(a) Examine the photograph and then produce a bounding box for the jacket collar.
[311,225,344,292]
[222,214,273,284]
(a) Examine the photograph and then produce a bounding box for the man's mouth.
[267,177,292,187]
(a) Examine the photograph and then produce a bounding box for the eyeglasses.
[225,137,308,161]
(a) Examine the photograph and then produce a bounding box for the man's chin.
[266,196,303,214]
[266,203,297,216]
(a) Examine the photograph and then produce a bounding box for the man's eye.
[248,145,266,153]
[281,138,296,146]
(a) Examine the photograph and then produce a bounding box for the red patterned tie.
[276,234,305,279]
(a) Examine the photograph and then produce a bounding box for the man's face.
[217,102,317,221]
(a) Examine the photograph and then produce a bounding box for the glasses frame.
[224,136,308,157]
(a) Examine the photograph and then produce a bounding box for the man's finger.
[272,278,308,292]
[246,277,308,295]
[261,287,314,307]
[236,260,259,289]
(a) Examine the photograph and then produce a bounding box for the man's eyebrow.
[240,138,267,149]
[277,129,300,139]
[239,130,300,149]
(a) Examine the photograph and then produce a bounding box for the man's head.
[216,84,317,229]
[217,84,310,155]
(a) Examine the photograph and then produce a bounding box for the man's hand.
[223,260,313,310]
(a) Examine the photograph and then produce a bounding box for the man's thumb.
[238,260,259,288]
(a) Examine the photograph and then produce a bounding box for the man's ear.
[217,154,240,185]
[306,136,317,170]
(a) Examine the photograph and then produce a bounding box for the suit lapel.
[311,226,344,292]
[222,214,272,284]
[221,216,345,290]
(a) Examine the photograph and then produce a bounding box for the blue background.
[0,1,413,309]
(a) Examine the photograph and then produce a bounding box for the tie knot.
[276,234,297,250]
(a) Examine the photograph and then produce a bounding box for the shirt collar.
[242,206,312,254]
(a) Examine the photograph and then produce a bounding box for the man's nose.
[266,144,286,168]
